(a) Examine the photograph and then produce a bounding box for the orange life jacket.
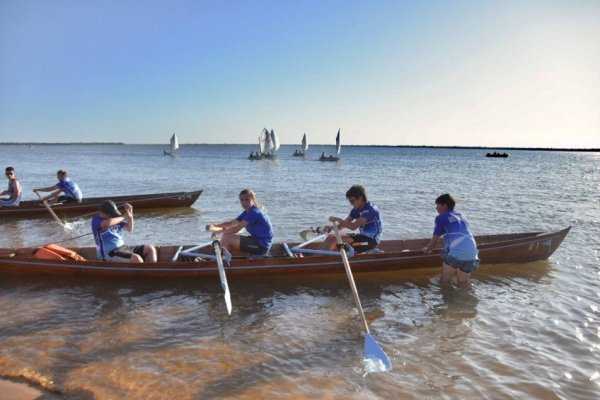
[34,244,86,261]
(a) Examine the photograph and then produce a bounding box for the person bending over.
[92,200,157,263]
[34,169,83,204]
[422,193,479,288]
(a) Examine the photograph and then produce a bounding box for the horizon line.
[1,142,598,152]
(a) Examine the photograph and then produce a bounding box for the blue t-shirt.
[92,215,126,260]
[236,206,274,249]
[348,201,383,243]
[58,177,82,201]
[433,210,478,260]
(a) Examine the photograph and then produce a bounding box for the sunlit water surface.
[0,144,598,399]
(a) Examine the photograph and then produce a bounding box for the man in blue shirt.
[422,193,479,288]
[92,200,157,263]
[206,188,273,256]
[34,170,83,204]
[320,185,383,253]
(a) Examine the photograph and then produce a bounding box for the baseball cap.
[99,200,121,217]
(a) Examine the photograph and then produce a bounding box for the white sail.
[170,133,179,152]
[264,128,273,153]
[302,133,308,153]
[335,129,341,157]
[259,128,267,154]
[270,129,280,153]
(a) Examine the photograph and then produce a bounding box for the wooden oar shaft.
[35,192,65,227]
[333,224,370,333]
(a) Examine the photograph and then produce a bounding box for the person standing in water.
[422,193,479,288]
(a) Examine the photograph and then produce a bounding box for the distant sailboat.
[293,133,308,157]
[249,128,273,160]
[164,133,179,156]
[250,128,280,160]
[319,129,340,162]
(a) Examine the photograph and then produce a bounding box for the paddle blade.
[299,229,311,241]
[363,333,392,373]
[223,283,232,315]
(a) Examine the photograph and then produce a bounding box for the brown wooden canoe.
[0,189,202,218]
[0,227,570,278]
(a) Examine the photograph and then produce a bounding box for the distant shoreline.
[0,142,598,152]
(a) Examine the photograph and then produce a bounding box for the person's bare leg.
[319,235,337,251]
[441,262,455,287]
[130,254,144,263]
[144,245,157,262]
[221,234,241,255]
[456,269,471,287]
[320,234,353,251]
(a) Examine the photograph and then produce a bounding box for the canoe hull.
[0,190,202,218]
[0,227,570,279]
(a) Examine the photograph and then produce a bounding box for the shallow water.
[0,144,598,399]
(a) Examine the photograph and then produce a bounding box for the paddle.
[332,224,392,372]
[35,191,72,230]
[212,240,232,315]
[299,226,326,241]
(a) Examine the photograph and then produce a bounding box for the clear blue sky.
[1,0,598,147]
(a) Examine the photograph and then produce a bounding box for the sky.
[0,0,599,148]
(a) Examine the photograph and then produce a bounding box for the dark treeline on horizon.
[0,142,598,152]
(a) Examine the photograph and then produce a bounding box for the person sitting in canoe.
[422,193,479,288]
[0,166,22,207]
[320,185,383,253]
[33,169,83,204]
[92,200,157,263]
[206,188,273,256]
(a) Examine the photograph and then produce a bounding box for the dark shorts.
[109,245,146,261]
[240,236,270,256]
[443,254,480,273]
[58,196,80,203]
[349,234,378,253]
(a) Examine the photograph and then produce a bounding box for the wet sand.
[0,379,59,400]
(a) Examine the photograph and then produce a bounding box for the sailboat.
[319,129,340,162]
[249,128,273,160]
[163,133,179,156]
[293,133,308,157]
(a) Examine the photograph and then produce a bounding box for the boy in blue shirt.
[422,193,479,287]
[321,185,383,253]
[34,170,83,204]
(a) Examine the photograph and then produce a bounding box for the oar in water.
[212,240,232,315]
[332,224,392,372]
[35,192,72,230]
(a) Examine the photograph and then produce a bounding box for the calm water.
[0,144,598,399]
